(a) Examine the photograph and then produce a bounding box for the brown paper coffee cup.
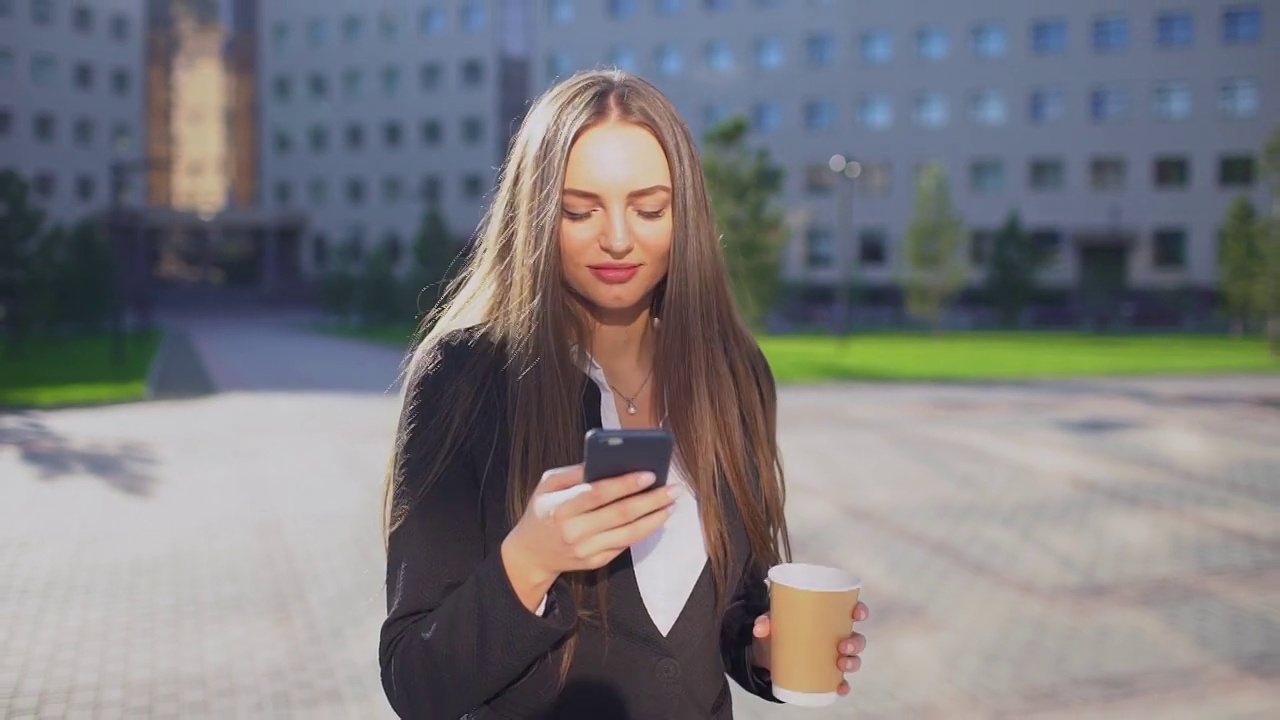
[767,562,861,707]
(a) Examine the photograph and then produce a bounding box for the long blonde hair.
[384,69,789,684]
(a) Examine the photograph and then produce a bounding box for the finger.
[559,471,659,517]
[572,484,680,539]
[752,614,770,639]
[838,655,861,673]
[573,503,674,558]
[837,679,850,696]
[536,464,585,494]
[853,601,869,622]
[840,633,866,656]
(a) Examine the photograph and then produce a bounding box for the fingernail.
[637,472,656,487]
[666,485,683,499]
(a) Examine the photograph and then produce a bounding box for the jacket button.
[655,658,681,680]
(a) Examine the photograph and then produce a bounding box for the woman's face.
[559,120,673,320]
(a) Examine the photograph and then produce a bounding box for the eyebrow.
[562,185,672,201]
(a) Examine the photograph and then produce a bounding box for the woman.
[379,70,867,719]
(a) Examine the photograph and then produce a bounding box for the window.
[805,164,834,194]
[805,227,834,269]
[1090,157,1126,190]
[970,89,1006,126]
[1153,81,1192,120]
[703,103,729,128]
[857,162,891,196]
[380,10,400,39]
[462,117,483,144]
[1220,78,1258,118]
[657,0,682,16]
[807,34,835,66]
[32,172,55,200]
[546,51,572,79]
[1152,229,1187,269]
[0,1,11,17]
[32,0,52,25]
[609,46,637,73]
[342,68,362,98]
[109,12,128,41]
[32,53,56,84]
[273,129,292,155]
[0,109,12,138]
[342,14,362,42]
[972,23,1007,58]
[1153,156,1190,189]
[75,175,94,202]
[420,175,442,205]
[304,140,329,173]
[271,21,287,46]
[1092,15,1129,52]
[461,59,484,87]
[381,66,400,96]
[273,181,292,206]
[273,76,291,102]
[1223,7,1261,44]
[33,113,55,142]
[346,178,366,205]
[549,0,574,24]
[308,73,328,100]
[0,48,12,78]
[346,123,364,150]
[307,178,326,204]
[609,0,636,19]
[1156,12,1193,47]
[805,100,836,131]
[755,36,784,70]
[970,158,1004,193]
[705,41,733,73]
[461,0,486,32]
[312,234,329,268]
[1029,158,1065,191]
[916,27,948,60]
[1031,19,1066,54]
[861,31,891,64]
[655,45,683,76]
[705,0,732,11]
[753,101,782,132]
[419,63,441,91]
[1090,88,1129,122]
[111,68,129,95]
[384,121,402,148]
[858,229,887,266]
[73,116,92,146]
[1029,87,1065,123]
[383,177,404,203]
[110,123,130,152]
[420,7,445,34]
[421,119,442,145]
[1030,230,1063,264]
[74,62,93,90]
[463,174,485,199]
[307,18,326,47]
[72,4,92,33]
[858,94,892,130]
[912,93,948,128]
[1219,155,1255,187]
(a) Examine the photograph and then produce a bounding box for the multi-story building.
[0,0,147,222]
[531,0,1277,323]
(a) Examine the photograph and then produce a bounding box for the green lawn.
[318,322,1278,382]
[0,330,163,408]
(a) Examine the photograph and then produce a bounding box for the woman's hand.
[750,601,869,696]
[501,464,679,610]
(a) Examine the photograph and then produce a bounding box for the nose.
[601,210,632,255]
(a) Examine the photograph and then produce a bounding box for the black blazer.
[379,328,782,719]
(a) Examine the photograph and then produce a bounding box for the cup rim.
[767,562,861,592]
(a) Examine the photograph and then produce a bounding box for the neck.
[586,305,655,379]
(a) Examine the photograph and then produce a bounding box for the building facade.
[0,0,147,221]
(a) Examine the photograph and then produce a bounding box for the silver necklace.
[608,368,653,416]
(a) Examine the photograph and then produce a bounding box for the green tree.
[701,116,788,330]
[318,237,360,320]
[983,211,1053,328]
[356,235,404,326]
[407,205,462,319]
[1218,195,1263,335]
[0,170,48,357]
[30,220,115,333]
[1262,126,1280,354]
[902,163,967,332]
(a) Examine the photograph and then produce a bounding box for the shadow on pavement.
[0,412,159,496]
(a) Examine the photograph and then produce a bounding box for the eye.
[562,208,593,222]
[637,207,668,220]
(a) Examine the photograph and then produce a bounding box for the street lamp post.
[107,156,162,365]
[828,153,861,337]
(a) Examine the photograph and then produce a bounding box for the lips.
[588,263,641,284]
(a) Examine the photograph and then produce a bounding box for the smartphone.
[583,428,674,488]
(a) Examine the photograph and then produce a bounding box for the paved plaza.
[2,315,1278,719]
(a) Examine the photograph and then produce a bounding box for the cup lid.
[767,562,860,592]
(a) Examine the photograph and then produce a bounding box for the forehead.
[563,121,672,191]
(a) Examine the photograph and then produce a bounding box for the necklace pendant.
[626,400,637,415]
